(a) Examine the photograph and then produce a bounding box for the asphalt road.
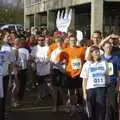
[6,90,67,120]
[6,89,87,120]
[8,111,68,120]
[8,109,87,120]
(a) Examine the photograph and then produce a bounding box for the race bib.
[107,62,114,76]
[71,58,81,70]
[93,76,105,87]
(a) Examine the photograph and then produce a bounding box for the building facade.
[24,0,120,36]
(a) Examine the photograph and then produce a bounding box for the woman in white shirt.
[80,46,108,120]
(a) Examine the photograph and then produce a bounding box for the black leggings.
[106,84,119,120]
[18,70,27,101]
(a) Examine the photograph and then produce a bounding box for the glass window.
[8,26,15,30]
[17,26,24,31]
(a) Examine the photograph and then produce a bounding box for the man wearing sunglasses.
[30,35,50,103]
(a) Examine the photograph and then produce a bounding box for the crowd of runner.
[0,28,120,120]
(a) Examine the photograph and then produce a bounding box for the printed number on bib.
[93,77,105,87]
[107,62,114,76]
[71,58,81,70]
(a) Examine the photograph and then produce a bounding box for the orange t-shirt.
[56,47,85,78]
[48,43,58,57]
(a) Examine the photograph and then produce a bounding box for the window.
[17,25,24,31]
[8,26,15,30]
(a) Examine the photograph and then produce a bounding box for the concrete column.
[24,15,30,28]
[24,0,26,7]
[47,10,56,32]
[69,8,75,31]
[24,0,30,28]
[34,13,37,27]
[91,0,104,36]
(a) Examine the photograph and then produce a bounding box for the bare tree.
[0,0,24,24]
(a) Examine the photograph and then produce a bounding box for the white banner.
[56,8,72,33]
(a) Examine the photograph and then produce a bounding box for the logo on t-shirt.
[71,58,81,70]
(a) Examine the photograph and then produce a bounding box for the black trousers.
[87,87,106,120]
[0,75,9,120]
[18,69,27,101]
[105,84,119,120]
[0,98,4,120]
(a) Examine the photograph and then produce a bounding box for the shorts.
[52,69,66,87]
[64,76,82,89]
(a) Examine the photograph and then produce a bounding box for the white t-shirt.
[18,48,29,70]
[1,44,13,76]
[0,51,8,97]
[1,43,12,53]
[0,51,11,97]
[80,61,108,90]
[50,47,65,72]
[50,48,62,62]
[31,45,50,76]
